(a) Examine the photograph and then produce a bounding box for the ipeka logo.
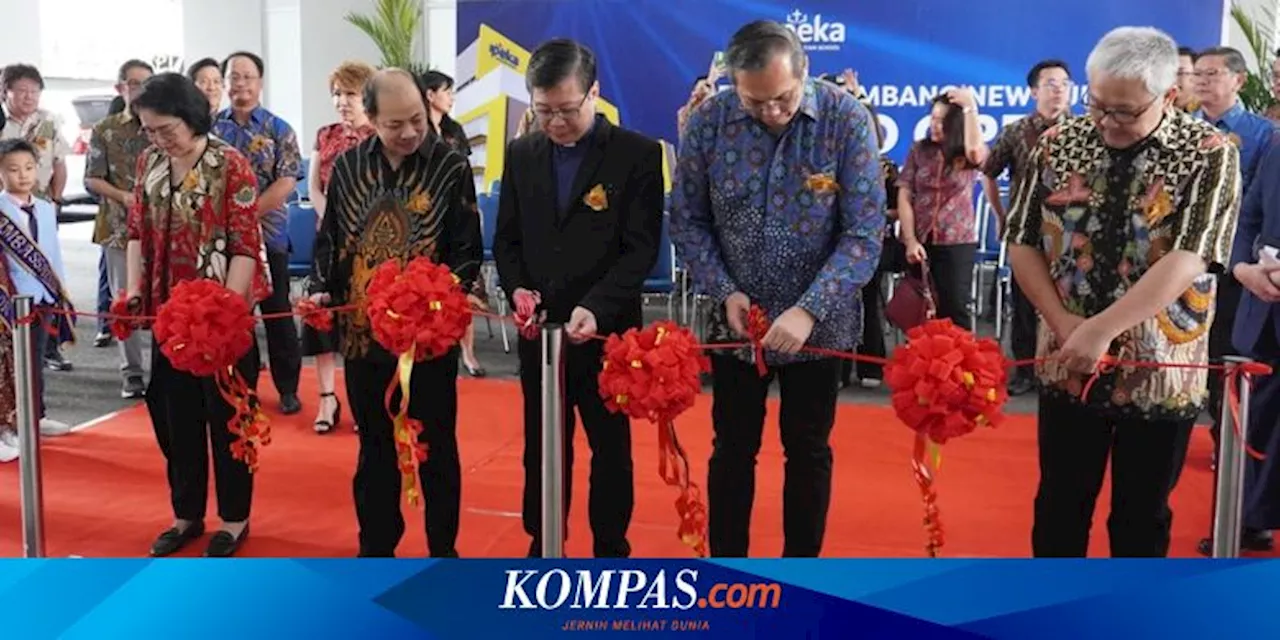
[499,568,782,612]
[488,43,520,68]
[785,8,846,52]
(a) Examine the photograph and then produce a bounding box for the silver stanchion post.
[13,296,44,558]
[1211,355,1253,558]
[540,323,566,558]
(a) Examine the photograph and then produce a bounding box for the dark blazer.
[493,116,663,335]
[1232,141,1280,358]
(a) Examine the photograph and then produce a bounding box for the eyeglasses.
[141,120,182,141]
[1087,94,1160,125]
[226,74,260,85]
[738,81,803,116]
[1193,69,1234,79]
[533,94,589,122]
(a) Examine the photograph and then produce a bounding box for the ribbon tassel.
[385,348,428,506]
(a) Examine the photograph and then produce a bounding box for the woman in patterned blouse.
[896,89,989,330]
[421,70,488,378]
[125,73,269,558]
[303,61,376,434]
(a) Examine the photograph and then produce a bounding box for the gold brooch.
[584,184,608,212]
[804,173,839,194]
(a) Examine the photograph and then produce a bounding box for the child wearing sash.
[0,139,72,463]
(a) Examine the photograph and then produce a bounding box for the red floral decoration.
[108,294,136,341]
[599,321,711,556]
[294,298,334,332]
[364,257,472,506]
[366,258,471,361]
[884,319,1008,557]
[154,279,256,377]
[153,279,269,471]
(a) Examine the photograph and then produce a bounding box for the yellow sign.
[476,24,530,78]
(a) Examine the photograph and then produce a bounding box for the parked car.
[62,94,115,208]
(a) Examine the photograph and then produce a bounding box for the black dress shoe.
[150,521,205,557]
[279,394,302,415]
[205,524,250,558]
[1197,529,1273,556]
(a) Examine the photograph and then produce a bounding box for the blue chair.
[295,157,311,202]
[643,214,677,318]
[970,186,1010,337]
[479,192,499,262]
[287,201,317,279]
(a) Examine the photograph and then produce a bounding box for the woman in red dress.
[304,61,376,434]
[125,72,270,558]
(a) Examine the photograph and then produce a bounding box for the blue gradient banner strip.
[3,559,1280,638]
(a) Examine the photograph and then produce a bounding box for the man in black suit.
[494,38,664,558]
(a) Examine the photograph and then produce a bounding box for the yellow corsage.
[584,184,608,212]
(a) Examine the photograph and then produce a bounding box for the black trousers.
[1209,274,1243,439]
[708,355,841,557]
[1032,393,1193,557]
[920,243,976,330]
[346,352,460,557]
[259,250,301,396]
[146,337,261,523]
[1009,278,1038,379]
[843,273,885,383]
[519,337,634,557]
[1243,319,1280,530]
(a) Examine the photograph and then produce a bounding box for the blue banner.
[453,0,1221,188]
[8,559,1280,638]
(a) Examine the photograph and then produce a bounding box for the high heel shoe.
[314,392,343,434]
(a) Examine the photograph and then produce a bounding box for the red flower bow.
[153,279,269,471]
[366,257,471,361]
[599,321,711,555]
[884,319,1007,557]
[365,257,471,505]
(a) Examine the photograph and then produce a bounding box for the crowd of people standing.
[0,18,1275,561]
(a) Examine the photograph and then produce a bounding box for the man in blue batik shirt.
[212,51,304,416]
[671,20,885,558]
[1192,46,1279,465]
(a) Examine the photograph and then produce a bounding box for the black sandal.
[314,392,343,434]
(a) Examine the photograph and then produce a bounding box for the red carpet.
[0,372,1250,558]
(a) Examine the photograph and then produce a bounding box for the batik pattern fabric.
[671,78,886,365]
[126,138,271,317]
[897,142,979,245]
[1004,109,1242,420]
[212,107,303,252]
[0,109,69,201]
[309,136,481,362]
[88,111,152,249]
[313,122,375,194]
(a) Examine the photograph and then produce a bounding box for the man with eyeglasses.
[212,51,304,417]
[1190,48,1279,490]
[493,39,663,558]
[86,59,153,401]
[671,20,885,557]
[982,59,1074,398]
[1005,27,1241,557]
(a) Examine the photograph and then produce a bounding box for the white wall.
[1224,0,1280,70]
[182,0,264,67]
[295,0,383,154]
